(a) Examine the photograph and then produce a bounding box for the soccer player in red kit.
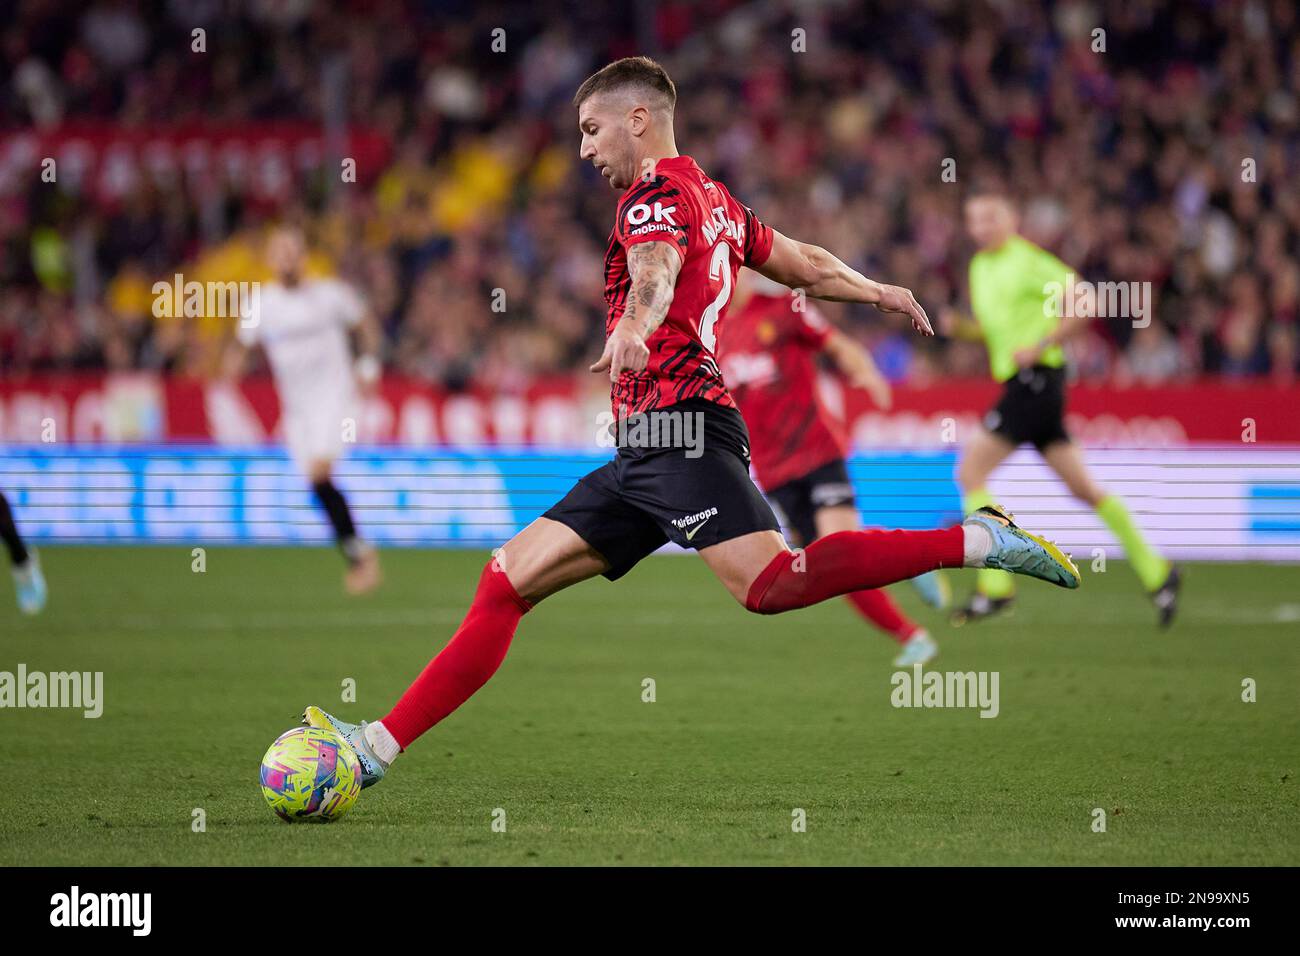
[304,57,1078,787]
[718,272,949,667]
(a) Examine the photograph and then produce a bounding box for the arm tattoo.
[621,242,682,339]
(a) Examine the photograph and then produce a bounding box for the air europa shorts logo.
[670,509,722,530]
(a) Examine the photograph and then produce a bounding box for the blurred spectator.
[1,0,1298,387]
[1117,322,1186,386]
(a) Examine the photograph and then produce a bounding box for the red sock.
[746,527,964,614]
[844,590,919,643]
[381,560,531,749]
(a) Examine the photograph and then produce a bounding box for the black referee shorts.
[983,365,1071,451]
[543,398,781,580]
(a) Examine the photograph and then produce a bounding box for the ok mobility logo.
[626,201,678,237]
[673,507,719,541]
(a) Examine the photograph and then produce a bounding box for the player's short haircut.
[573,56,676,113]
[965,181,1016,206]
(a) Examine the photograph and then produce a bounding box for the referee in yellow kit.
[949,187,1180,627]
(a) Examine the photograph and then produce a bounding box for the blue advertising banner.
[0,445,963,547]
[4,444,1296,560]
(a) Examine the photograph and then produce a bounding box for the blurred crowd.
[2,0,1299,387]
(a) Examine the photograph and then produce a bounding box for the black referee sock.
[311,480,363,565]
[0,491,31,567]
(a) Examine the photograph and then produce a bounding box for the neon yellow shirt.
[968,234,1072,382]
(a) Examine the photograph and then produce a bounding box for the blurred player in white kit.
[225,225,384,594]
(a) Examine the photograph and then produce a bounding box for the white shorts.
[281,394,356,474]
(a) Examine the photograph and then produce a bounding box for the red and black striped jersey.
[716,290,849,491]
[602,155,773,421]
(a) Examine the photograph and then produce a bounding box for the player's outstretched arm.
[590,240,683,382]
[758,229,933,336]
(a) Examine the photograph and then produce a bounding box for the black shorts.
[766,458,856,547]
[543,398,781,580]
[984,365,1070,451]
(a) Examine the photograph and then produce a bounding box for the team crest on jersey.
[758,320,777,345]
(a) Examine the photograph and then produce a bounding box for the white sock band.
[962,522,994,568]
[365,720,401,765]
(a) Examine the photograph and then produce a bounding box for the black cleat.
[1151,564,1181,629]
[950,592,1015,627]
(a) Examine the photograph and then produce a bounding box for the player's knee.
[1074,483,1105,508]
[745,587,802,615]
[718,570,764,611]
[490,523,589,606]
[489,541,535,602]
[475,557,532,613]
[742,551,802,614]
[741,587,771,613]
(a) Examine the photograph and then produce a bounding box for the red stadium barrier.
[0,373,1294,447]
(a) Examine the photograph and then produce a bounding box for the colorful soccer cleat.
[12,551,47,616]
[301,706,387,789]
[893,629,938,668]
[909,570,951,610]
[964,505,1080,589]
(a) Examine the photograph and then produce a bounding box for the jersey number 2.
[697,242,732,351]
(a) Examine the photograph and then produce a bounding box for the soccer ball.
[259,726,362,823]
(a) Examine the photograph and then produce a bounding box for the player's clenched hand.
[875,285,934,337]
[590,325,651,383]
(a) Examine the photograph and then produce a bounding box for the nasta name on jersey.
[702,205,746,247]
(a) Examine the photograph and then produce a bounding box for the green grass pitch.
[2,546,1297,866]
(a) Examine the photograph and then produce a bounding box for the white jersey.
[238,278,365,469]
[238,278,364,411]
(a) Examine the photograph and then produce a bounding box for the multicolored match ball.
[259,726,361,823]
